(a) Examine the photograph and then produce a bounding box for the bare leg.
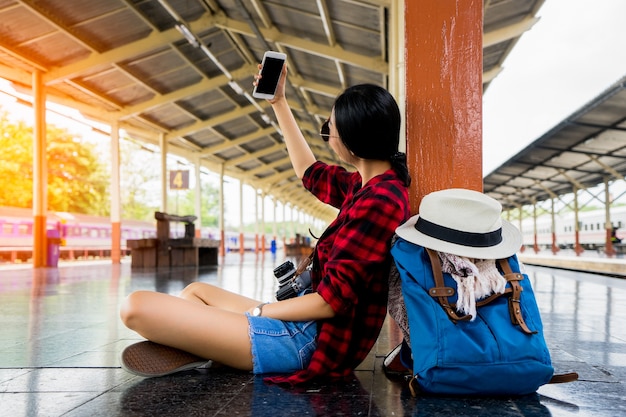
[179,282,259,313]
[120,286,260,371]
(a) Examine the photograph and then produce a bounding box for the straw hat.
[395,188,522,259]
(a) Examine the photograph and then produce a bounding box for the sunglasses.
[320,119,333,142]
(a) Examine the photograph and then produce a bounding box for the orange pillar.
[574,230,583,256]
[221,229,227,257]
[533,235,540,254]
[32,70,47,267]
[551,232,559,254]
[33,216,46,267]
[605,228,616,257]
[111,223,121,262]
[405,0,483,213]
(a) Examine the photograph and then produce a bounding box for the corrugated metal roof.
[0,0,545,221]
[484,75,626,210]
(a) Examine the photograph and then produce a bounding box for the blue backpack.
[391,237,569,396]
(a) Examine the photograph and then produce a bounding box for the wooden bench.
[128,212,219,268]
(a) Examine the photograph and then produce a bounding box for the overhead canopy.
[0,0,544,222]
[484,75,626,210]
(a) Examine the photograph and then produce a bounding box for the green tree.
[0,107,221,222]
[47,125,109,214]
[0,112,32,207]
[0,109,109,214]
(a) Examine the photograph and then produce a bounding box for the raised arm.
[261,64,317,178]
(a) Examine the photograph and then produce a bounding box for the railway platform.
[0,253,625,417]
[519,250,626,277]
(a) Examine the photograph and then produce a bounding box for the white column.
[160,133,167,212]
[110,121,121,263]
[195,156,202,236]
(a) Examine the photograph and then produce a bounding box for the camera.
[273,261,312,300]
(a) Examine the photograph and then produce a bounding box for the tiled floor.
[0,253,625,416]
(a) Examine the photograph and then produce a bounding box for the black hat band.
[414,217,502,248]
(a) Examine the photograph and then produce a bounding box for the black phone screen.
[255,57,285,94]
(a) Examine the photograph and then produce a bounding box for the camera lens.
[273,261,296,284]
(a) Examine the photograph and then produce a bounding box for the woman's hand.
[254,63,287,104]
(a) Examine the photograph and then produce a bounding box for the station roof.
[484,75,626,210]
[0,0,544,221]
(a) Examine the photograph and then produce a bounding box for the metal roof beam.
[588,155,625,181]
[214,15,388,74]
[483,16,540,48]
[224,143,286,167]
[245,156,291,176]
[198,126,275,155]
[570,121,626,132]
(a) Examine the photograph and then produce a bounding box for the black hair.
[333,84,411,186]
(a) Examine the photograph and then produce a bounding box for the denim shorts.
[246,313,317,374]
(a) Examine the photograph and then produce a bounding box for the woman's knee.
[179,281,214,301]
[119,291,152,329]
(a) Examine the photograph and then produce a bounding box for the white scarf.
[437,252,507,320]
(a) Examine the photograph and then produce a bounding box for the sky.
[2,0,626,222]
[482,0,626,176]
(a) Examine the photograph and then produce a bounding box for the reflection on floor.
[0,253,625,416]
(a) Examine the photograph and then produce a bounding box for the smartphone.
[252,51,286,100]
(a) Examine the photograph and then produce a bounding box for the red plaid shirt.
[266,161,410,386]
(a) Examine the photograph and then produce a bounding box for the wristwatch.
[252,302,269,317]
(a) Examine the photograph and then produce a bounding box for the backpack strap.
[425,248,472,322]
[498,258,537,335]
[425,249,538,333]
[295,250,314,276]
[549,372,579,384]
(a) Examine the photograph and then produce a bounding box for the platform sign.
[169,170,189,190]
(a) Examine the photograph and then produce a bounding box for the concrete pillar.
[239,180,245,255]
[604,178,616,257]
[219,164,226,257]
[254,191,259,253]
[160,133,167,212]
[194,156,202,237]
[110,121,121,264]
[550,198,559,255]
[533,201,539,253]
[573,187,584,256]
[518,204,525,253]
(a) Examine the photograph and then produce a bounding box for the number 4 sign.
[169,170,189,190]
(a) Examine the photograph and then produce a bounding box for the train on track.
[0,206,272,263]
[519,205,626,250]
[3,205,624,263]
